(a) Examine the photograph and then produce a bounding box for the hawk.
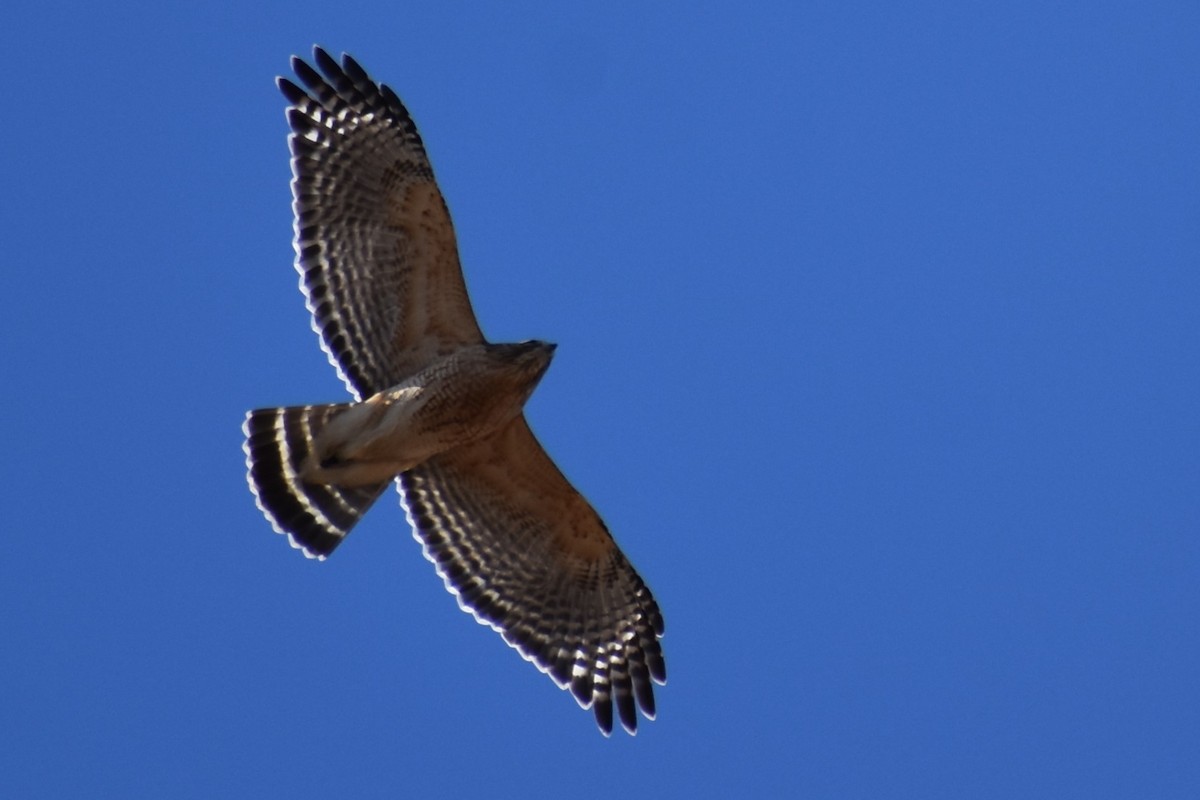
[242,47,665,736]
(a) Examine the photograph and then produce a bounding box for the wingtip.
[312,45,340,78]
[341,51,367,81]
[278,76,305,105]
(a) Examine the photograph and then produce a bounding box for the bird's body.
[242,48,665,735]
[294,341,555,485]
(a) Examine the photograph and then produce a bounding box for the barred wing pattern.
[400,417,666,735]
[244,404,389,558]
[282,48,483,400]
[248,48,666,735]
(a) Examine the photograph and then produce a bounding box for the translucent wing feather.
[281,47,483,399]
[399,417,666,735]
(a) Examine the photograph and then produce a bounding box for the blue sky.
[4,2,1198,797]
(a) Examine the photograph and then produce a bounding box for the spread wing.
[398,416,666,735]
[280,47,484,400]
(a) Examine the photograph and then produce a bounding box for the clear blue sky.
[4,2,1198,797]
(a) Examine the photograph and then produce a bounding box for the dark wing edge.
[396,417,666,736]
[243,405,389,558]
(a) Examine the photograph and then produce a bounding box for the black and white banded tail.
[243,405,389,558]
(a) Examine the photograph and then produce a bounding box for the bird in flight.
[242,47,665,735]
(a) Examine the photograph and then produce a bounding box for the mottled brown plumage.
[242,47,665,735]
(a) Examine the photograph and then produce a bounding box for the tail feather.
[243,404,389,558]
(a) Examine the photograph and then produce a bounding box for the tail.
[243,404,390,559]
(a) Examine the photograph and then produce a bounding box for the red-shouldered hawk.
[242,47,665,735]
